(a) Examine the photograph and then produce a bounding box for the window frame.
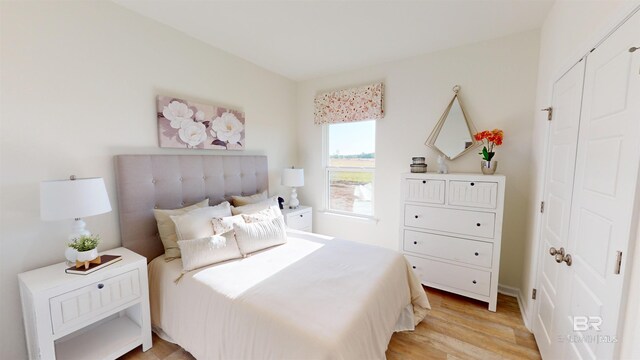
[323,122,376,219]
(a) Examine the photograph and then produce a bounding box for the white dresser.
[400,173,505,311]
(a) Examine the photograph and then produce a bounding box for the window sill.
[319,210,379,224]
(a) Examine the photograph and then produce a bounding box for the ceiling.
[113,0,554,81]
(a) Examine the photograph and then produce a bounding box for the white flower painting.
[157,96,245,150]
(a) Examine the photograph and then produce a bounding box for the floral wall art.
[157,96,245,150]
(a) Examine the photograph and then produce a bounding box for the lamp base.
[289,187,300,209]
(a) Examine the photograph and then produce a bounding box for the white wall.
[0,2,297,358]
[519,0,637,335]
[296,31,540,289]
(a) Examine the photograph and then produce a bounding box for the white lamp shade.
[281,168,304,187]
[40,177,112,221]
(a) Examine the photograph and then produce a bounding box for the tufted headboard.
[114,155,268,261]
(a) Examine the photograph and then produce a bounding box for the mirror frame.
[425,85,480,160]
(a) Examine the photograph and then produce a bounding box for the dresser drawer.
[405,179,445,204]
[285,211,312,231]
[448,181,498,209]
[403,230,493,268]
[405,255,491,297]
[50,269,141,335]
[405,205,495,239]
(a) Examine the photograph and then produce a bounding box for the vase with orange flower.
[474,129,504,175]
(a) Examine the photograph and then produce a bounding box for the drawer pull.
[422,180,426,184]
[412,266,416,269]
[415,215,419,219]
[299,214,303,217]
[413,241,418,245]
[472,280,477,284]
[470,182,475,186]
[474,252,479,256]
[476,223,481,227]
[97,283,104,289]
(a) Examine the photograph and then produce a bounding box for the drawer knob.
[414,215,419,219]
[476,223,481,227]
[97,283,104,289]
[472,280,477,284]
[412,266,416,269]
[413,241,417,245]
[470,182,475,186]
[299,214,303,217]
[474,252,479,256]
[422,180,426,184]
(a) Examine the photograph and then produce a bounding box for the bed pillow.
[153,198,209,260]
[171,201,232,241]
[241,207,280,223]
[231,191,268,207]
[211,214,246,235]
[231,197,282,216]
[233,216,287,255]
[177,232,242,272]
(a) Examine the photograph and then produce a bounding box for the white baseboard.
[498,284,531,331]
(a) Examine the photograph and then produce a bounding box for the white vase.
[76,248,98,262]
[65,247,78,263]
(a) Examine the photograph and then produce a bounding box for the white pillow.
[231,191,268,207]
[171,201,232,241]
[177,232,242,271]
[231,197,282,216]
[153,198,210,261]
[241,207,280,223]
[233,216,287,255]
[211,214,245,235]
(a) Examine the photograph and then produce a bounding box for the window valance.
[313,82,384,125]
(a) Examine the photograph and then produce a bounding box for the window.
[325,120,375,217]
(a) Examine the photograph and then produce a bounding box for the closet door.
[561,10,640,360]
[532,59,585,360]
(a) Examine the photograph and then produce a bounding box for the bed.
[115,154,430,360]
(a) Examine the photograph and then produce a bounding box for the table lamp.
[40,175,112,261]
[281,167,304,209]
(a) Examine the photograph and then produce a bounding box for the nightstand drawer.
[50,269,141,335]
[286,211,312,230]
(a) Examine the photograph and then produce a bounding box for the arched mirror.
[425,85,479,160]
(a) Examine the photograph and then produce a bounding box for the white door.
[532,59,586,360]
[561,10,640,360]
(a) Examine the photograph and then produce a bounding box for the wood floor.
[121,287,540,360]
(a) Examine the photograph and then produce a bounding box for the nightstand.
[281,206,313,232]
[18,247,152,360]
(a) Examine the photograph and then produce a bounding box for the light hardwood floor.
[121,287,540,360]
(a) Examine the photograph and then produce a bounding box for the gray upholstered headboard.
[114,155,268,261]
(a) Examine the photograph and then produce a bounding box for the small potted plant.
[68,234,100,269]
[474,129,504,175]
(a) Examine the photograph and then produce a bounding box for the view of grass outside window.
[327,120,375,216]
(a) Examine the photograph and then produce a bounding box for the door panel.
[533,59,586,360]
[562,10,640,360]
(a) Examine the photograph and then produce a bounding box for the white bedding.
[148,230,430,360]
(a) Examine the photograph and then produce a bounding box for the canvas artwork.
[157,96,245,150]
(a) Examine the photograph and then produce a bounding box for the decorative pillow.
[241,207,280,223]
[231,191,268,207]
[170,201,232,241]
[233,216,287,255]
[153,198,209,261]
[231,197,282,216]
[177,232,242,272]
[211,214,245,235]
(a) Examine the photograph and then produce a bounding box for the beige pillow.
[153,199,209,261]
[241,207,280,223]
[233,216,287,255]
[211,214,245,235]
[177,232,242,272]
[231,191,268,207]
[231,197,281,216]
[171,201,232,241]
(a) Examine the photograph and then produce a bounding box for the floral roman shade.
[313,82,384,125]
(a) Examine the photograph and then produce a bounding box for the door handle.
[562,253,572,266]
[549,247,572,265]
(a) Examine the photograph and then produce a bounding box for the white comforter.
[148,230,430,360]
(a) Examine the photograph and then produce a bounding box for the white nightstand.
[281,205,313,232]
[18,247,152,360]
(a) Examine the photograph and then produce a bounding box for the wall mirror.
[425,85,479,160]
